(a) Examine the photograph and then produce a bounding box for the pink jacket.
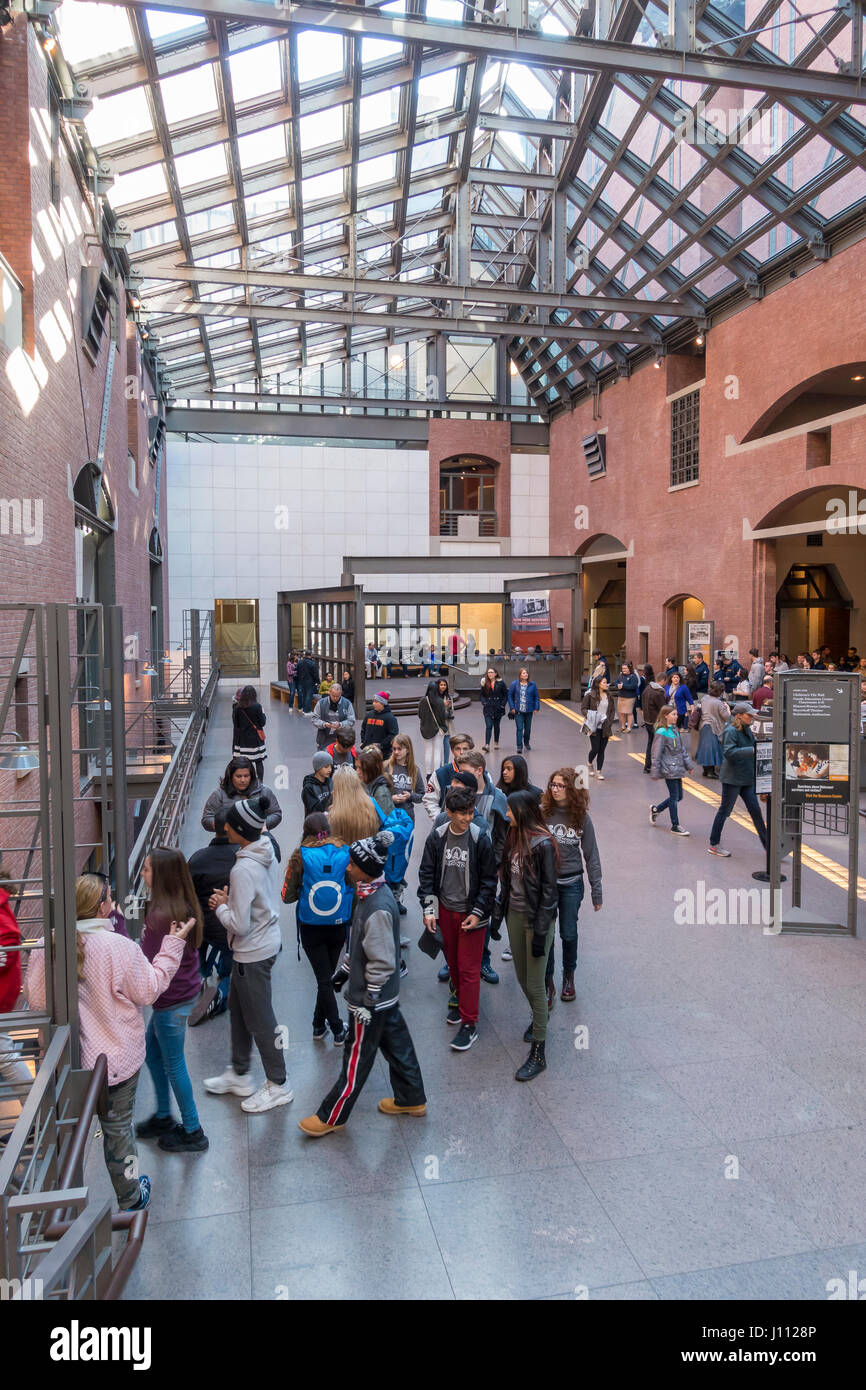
[24,924,185,1086]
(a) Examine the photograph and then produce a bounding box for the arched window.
[439,456,497,536]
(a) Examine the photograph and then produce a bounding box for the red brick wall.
[549,239,866,668]
[427,418,511,537]
[0,15,34,353]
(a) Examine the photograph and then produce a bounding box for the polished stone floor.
[94,689,866,1301]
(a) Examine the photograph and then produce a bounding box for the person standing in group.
[312,681,356,751]
[358,746,414,941]
[508,667,540,753]
[302,751,334,816]
[296,651,320,714]
[357,745,394,815]
[0,866,31,1117]
[541,770,602,1005]
[640,667,667,774]
[418,676,453,775]
[581,674,615,780]
[650,705,694,836]
[694,680,730,780]
[299,831,427,1135]
[452,749,508,986]
[187,810,238,1027]
[201,757,282,836]
[386,734,425,820]
[327,726,357,769]
[752,673,774,712]
[419,786,499,1050]
[24,873,195,1211]
[480,666,508,752]
[285,652,298,710]
[422,730,474,818]
[665,670,695,728]
[204,795,293,1113]
[707,703,768,858]
[138,848,209,1152]
[692,651,710,695]
[496,754,542,802]
[361,691,399,760]
[282,812,352,1046]
[329,767,381,844]
[591,650,611,683]
[747,647,765,691]
[232,686,267,783]
[493,791,559,1081]
[612,660,639,733]
[340,668,355,704]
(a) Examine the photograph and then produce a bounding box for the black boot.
[523,1020,533,1043]
[515,1040,546,1081]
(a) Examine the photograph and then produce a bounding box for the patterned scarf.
[356,875,385,900]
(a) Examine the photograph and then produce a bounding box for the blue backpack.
[298,845,354,926]
[370,800,414,883]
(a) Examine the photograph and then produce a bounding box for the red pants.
[438,907,486,1025]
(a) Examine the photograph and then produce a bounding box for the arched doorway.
[577,533,628,675]
[663,594,707,665]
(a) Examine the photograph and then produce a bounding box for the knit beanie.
[348,829,394,877]
[225,794,268,840]
[373,690,390,706]
[451,771,477,791]
[312,751,333,772]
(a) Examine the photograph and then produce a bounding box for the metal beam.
[478,113,578,139]
[166,406,549,445]
[108,0,866,100]
[182,387,540,414]
[344,554,579,576]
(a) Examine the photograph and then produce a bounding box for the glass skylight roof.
[53,0,866,412]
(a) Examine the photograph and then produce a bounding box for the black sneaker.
[158,1124,209,1153]
[450,1023,477,1051]
[398,902,408,916]
[332,1022,349,1046]
[127,1175,151,1211]
[480,961,499,984]
[203,993,229,1022]
[438,962,451,983]
[446,1005,461,1026]
[135,1113,174,1140]
[670,825,690,836]
[312,1022,329,1040]
[400,959,408,978]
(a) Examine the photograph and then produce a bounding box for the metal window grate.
[582,433,606,478]
[670,390,700,487]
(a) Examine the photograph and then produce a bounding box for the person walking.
[417,676,453,776]
[201,757,282,835]
[541,770,602,1005]
[204,795,294,1113]
[452,749,508,986]
[138,848,210,1152]
[312,681,356,751]
[581,674,615,780]
[612,660,639,733]
[480,666,508,752]
[707,703,768,858]
[285,651,298,710]
[507,667,541,753]
[232,686,267,782]
[665,670,695,728]
[493,791,559,1081]
[419,786,499,1049]
[650,705,694,836]
[361,691,399,760]
[296,651,319,714]
[694,680,730,780]
[302,750,334,815]
[282,812,352,1046]
[640,666,666,774]
[24,873,195,1210]
[299,831,427,1134]
[188,810,238,1027]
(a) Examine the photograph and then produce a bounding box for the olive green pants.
[506,911,555,1043]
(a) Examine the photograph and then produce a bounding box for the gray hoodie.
[214,835,281,962]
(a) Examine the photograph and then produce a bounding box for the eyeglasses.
[550,781,568,789]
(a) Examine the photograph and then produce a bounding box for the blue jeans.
[546,877,584,981]
[710,782,767,848]
[515,710,534,748]
[200,942,233,1002]
[655,778,683,826]
[483,713,503,745]
[299,681,315,712]
[145,999,200,1132]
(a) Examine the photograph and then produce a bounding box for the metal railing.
[439,509,497,537]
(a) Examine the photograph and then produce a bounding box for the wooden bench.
[270,681,293,705]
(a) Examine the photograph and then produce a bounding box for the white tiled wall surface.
[167,440,549,681]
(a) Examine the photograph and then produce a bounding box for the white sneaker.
[241,1080,295,1113]
[204,1067,255,1097]
[501,947,513,961]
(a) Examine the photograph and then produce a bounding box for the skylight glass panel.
[109,162,167,208]
[236,126,287,170]
[131,219,177,252]
[299,109,345,151]
[426,0,463,18]
[186,204,235,235]
[296,30,345,82]
[417,69,457,116]
[230,43,282,103]
[160,65,218,125]
[505,65,554,117]
[359,90,401,133]
[146,9,206,42]
[362,37,404,65]
[411,136,451,173]
[302,170,344,203]
[85,88,153,150]
[246,186,292,219]
[56,1,133,64]
[360,202,393,225]
[174,143,227,189]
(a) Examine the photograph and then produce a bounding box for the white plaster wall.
[167,439,550,681]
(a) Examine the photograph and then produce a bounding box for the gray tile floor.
[93,689,865,1301]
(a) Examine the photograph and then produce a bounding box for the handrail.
[46,1054,108,1236]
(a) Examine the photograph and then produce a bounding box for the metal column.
[44,605,80,1060]
[104,606,129,917]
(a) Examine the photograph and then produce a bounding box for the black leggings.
[299,923,347,1032]
[588,731,609,771]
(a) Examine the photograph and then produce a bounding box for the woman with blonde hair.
[24,873,194,1211]
[328,767,380,844]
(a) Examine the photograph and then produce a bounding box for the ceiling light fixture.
[851,374,864,382]
[695,332,705,347]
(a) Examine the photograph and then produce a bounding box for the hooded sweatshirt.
[214,834,282,962]
[201,778,282,832]
[0,886,22,1013]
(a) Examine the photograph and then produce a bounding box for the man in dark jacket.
[641,672,667,774]
[188,810,238,1025]
[360,691,399,760]
[299,831,426,1134]
[419,786,499,1051]
[422,731,474,819]
[296,651,320,713]
[691,652,710,694]
[312,682,356,750]
[302,752,333,815]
